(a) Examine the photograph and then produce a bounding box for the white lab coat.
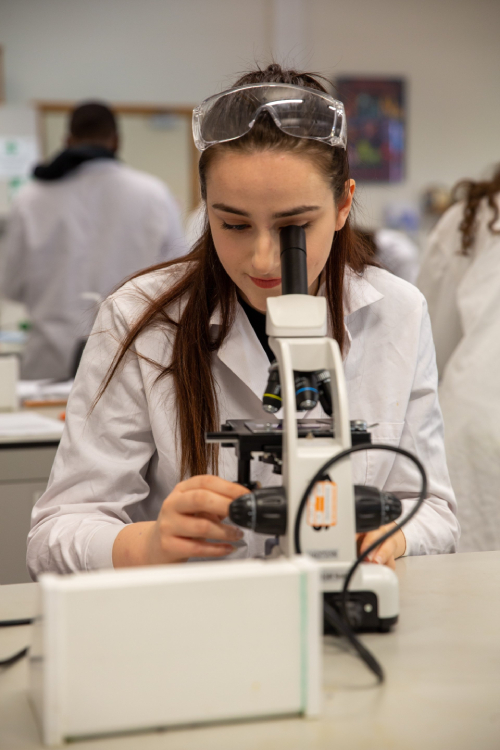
[418,197,500,552]
[0,159,188,380]
[27,263,458,578]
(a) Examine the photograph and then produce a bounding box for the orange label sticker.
[307,481,337,527]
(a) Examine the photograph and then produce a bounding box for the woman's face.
[206,149,355,311]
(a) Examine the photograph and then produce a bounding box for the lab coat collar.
[210,267,384,400]
[342,266,384,317]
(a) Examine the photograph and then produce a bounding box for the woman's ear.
[335,179,356,231]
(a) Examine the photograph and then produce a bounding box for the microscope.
[207,226,403,632]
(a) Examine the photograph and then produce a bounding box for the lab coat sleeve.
[0,202,28,302]
[27,292,157,578]
[387,300,459,555]
[158,188,189,262]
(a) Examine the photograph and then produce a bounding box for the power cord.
[0,647,29,668]
[0,619,34,669]
[294,443,427,683]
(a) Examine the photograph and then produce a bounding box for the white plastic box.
[30,556,322,745]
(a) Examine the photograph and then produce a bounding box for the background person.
[355,227,420,285]
[418,166,500,551]
[27,65,458,579]
[0,101,187,380]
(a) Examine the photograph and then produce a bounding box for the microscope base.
[319,560,399,633]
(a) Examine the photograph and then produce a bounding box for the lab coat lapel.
[213,304,270,402]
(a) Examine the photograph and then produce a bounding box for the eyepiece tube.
[280,225,308,295]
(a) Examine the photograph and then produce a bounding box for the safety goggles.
[192,83,347,152]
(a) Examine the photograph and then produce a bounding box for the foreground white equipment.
[30,557,321,745]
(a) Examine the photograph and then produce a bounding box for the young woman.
[28,65,459,579]
[419,165,500,551]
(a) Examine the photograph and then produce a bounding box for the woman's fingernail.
[230,529,244,540]
[374,555,383,564]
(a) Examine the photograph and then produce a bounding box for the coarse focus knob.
[354,485,402,532]
[229,487,287,536]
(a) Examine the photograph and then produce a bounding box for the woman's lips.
[249,276,282,289]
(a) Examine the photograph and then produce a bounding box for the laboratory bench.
[0,551,499,749]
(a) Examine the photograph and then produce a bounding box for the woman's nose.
[251,231,280,276]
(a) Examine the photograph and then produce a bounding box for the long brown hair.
[453,164,500,253]
[96,64,376,478]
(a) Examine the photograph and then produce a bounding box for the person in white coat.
[0,101,187,380]
[27,65,458,579]
[355,228,420,285]
[418,166,500,552]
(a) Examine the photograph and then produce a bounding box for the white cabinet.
[0,444,58,583]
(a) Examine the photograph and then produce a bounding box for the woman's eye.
[221,221,250,231]
[279,221,312,231]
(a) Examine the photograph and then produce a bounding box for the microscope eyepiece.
[280,225,308,295]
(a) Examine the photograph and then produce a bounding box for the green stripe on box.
[300,572,307,713]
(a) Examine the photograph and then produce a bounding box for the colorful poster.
[336,78,405,183]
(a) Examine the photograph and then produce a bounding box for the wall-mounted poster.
[336,77,405,183]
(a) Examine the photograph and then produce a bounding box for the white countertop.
[1,551,499,749]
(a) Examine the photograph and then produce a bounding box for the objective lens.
[262,362,282,414]
[295,372,319,411]
[316,369,333,416]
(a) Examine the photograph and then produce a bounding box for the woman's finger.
[173,487,244,518]
[177,475,248,500]
[358,523,404,559]
[169,536,236,561]
[167,512,244,542]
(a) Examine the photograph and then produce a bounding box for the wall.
[0,0,499,228]
[306,0,500,227]
[0,0,272,103]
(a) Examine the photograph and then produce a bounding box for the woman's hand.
[113,475,247,568]
[356,522,406,571]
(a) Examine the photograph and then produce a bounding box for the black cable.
[294,442,427,682]
[323,601,384,683]
[0,619,33,670]
[0,647,29,668]
[0,619,34,628]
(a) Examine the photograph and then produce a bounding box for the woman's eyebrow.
[211,203,249,216]
[273,205,321,219]
[211,203,321,218]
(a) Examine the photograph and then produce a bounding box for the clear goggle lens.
[193,84,346,151]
